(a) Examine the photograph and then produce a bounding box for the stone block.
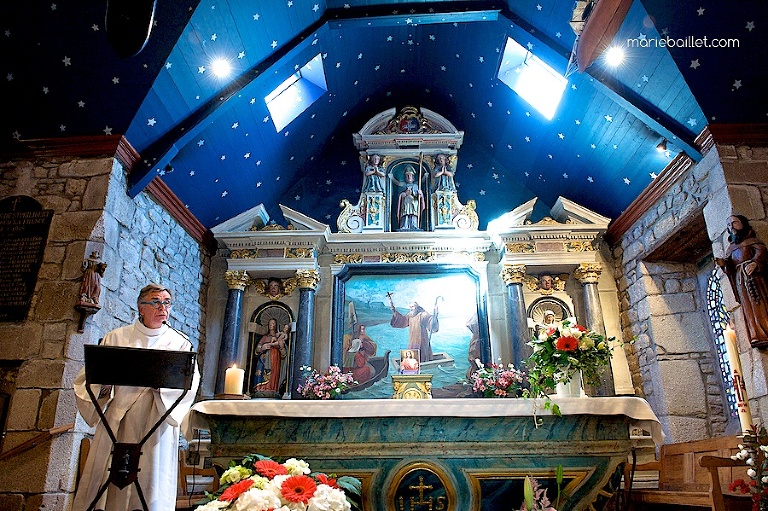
[48,210,103,242]
[17,359,65,389]
[35,282,78,321]
[82,172,110,211]
[646,292,697,315]
[665,416,708,443]
[38,390,59,430]
[6,389,41,430]
[729,185,765,220]
[718,144,738,160]
[57,158,112,178]
[722,160,768,183]
[62,241,88,280]
[43,244,66,264]
[658,359,707,416]
[0,493,24,511]
[0,323,43,359]
[652,213,677,241]
[64,178,87,198]
[36,194,72,214]
[649,312,710,353]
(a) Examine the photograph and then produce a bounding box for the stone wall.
[0,155,210,510]
[611,144,768,443]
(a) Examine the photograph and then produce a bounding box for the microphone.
[162,320,193,350]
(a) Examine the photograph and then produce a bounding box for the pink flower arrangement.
[297,365,356,400]
[197,454,361,511]
[470,360,525,398]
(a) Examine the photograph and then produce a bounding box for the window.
[265,53,327,132]
[706,268,738,419]
[497,38,567,120]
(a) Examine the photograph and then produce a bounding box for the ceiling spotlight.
[656,138,667,152]
[604,46,625,67]
[211,58,232,77]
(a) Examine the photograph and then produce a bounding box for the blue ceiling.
[2,1,766,231]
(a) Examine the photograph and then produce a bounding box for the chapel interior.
[1,0,768,509]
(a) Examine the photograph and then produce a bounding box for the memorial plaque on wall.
[0,196,53,322]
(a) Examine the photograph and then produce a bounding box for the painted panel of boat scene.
[341,272,481,398]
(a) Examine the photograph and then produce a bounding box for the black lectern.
[83,344,196,511]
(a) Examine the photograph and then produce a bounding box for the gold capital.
[224,270,251,291]
[573,262,602,284]
[296,269,320,290]
[501,264,526,285]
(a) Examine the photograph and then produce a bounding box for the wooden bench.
[625,435,751,511]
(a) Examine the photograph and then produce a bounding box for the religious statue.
[525,273,568,295]
[361,154,386,193]
[251,318,289,395]
[388,296,439,362]
[431,153,456,192]
[390,165,425,231]
[716,214,768,348]
[78,251,107,307]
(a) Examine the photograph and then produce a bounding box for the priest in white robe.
[72,283,200,511]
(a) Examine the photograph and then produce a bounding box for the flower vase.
[555,369,584,398]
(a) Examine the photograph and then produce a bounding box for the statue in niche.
[251,318,289,395]
[390,165,425,231]
[716,214,768,348]
[361,154,386,193]
[78,251,107,307]
[430,153,456,192]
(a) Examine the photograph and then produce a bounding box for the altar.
[185,397,661,511]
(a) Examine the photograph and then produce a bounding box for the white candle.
[224,365,244,395]
[724,325,754,433]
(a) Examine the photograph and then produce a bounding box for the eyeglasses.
[140,300,173,309]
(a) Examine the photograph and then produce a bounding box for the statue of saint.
[251,318,289,394]
[361,154,385,193]
[716,215,768,348]
[390,165,425,231]
[79,251,107,307]
[431,153,456,192]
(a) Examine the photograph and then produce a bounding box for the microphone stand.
[163,320,193,350]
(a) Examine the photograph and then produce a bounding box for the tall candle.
[224,364,245,395]
[724,325,754,433]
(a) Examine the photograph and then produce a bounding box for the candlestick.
[224,364,245,395]
[724,325,754,433]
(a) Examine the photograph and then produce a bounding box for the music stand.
[83,344,196,511]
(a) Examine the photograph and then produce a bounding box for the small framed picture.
[399,349,420,375]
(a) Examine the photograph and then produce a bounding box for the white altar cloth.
[185,396,663,444]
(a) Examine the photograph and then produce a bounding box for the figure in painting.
[431,153,456,192]
[465,313,482,379]
[389,299,439,362]
[399,349,420,374]
[716,214,768,348]
[343,324,378,385]
[390,165,425,231]
[362,154,386,193]
[252,318,289,394]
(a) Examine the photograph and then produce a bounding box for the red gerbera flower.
[254,459,288,478]
[219,479,254,502]
[555,336,578,351]
[281,475,318,503]
[316,473,338,488]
